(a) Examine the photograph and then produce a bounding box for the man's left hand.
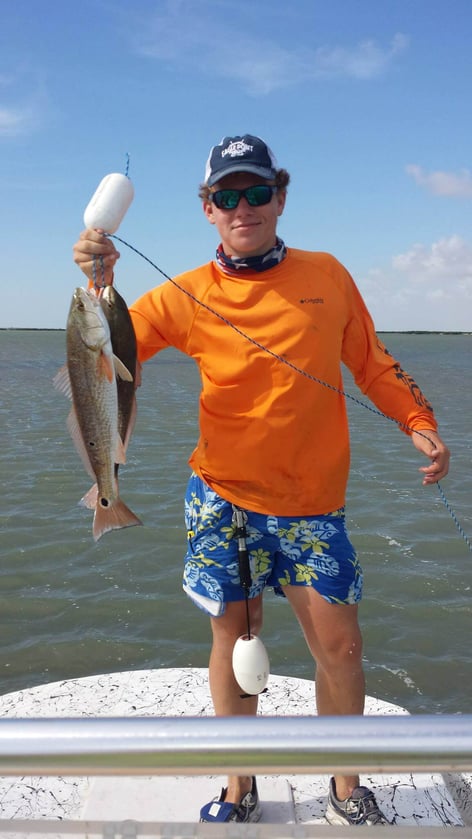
[411,430,450,485]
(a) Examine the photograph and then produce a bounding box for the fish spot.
[100,498,110,508]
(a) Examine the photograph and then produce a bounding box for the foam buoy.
[232,634,270,695]
[84,173,134,234]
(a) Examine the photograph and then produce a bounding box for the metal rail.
[0,714,470,776]
[0,821,470,839]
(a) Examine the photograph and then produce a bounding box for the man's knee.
[318,630,363,671]
[211,596,263,640]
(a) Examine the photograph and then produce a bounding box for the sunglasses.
[209,184,277,210]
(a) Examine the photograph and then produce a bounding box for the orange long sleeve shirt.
[128,248,437,515]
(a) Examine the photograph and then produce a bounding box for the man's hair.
[198,168,291,201]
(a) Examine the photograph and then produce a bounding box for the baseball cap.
[204,134,278,187]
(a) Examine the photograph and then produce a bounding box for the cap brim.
[206,164,276,187]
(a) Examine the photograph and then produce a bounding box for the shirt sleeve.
[341,273,437,435]
[128,276,200,364]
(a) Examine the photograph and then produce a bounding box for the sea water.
[0,330,470,713]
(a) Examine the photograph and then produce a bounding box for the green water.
[0,330,470,713]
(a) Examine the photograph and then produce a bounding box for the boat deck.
[0,667,470,828]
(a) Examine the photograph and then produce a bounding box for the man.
[73,134,450,825]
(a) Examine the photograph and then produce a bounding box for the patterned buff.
[216,237,287,276]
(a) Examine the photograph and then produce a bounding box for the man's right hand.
[72,229,120,286]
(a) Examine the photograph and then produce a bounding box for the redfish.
[54,287,142,541]
[99,285,138,473]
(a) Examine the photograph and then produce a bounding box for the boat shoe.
[200,776,262,823]
[325,777,390,826]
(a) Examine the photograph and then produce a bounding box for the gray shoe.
[326,777,390,825]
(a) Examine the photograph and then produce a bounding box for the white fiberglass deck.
[0,667,470,828]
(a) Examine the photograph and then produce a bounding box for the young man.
[73,134,450,825]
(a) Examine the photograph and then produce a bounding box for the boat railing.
[0,714,470,838]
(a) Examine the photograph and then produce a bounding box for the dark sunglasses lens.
[245,185,274,206]
[212,185,275,209]
[213,190,239,210]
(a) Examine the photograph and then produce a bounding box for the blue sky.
[1,0,471,330]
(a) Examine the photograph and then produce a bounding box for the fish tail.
[93,498,143,542]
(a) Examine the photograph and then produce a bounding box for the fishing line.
[110,233,471,554]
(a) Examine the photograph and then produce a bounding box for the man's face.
[203,172,286,258]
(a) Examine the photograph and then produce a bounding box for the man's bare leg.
[285,586,364,799]
[208,596,263,804]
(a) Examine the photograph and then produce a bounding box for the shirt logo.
[222,140,253,158]
[300,298,324,304]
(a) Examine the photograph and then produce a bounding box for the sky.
[1,0,471,331]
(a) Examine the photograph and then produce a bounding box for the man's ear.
[276,190,287,217]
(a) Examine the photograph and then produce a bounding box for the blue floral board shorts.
[183,473,363,617]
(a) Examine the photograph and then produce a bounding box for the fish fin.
[80,483,98,510]
[114,433,127,465]
[93,497,143,542]
[113,355,134,382]
[122,394,137,453]
[53,365,72,400]
[66,409,96,481]
[100,350,115,384]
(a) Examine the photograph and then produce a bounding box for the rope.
[91,254,106,291]
[436,483,472,552]
[110,233,471,554]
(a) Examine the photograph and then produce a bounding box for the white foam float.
[83,172,134,234]
[232,633,270,695]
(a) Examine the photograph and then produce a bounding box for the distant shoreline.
[1,328,470,336]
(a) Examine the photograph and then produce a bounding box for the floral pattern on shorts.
[183,473,362,616]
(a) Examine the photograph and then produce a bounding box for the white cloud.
[392,236,472,283]
[132,2,408,94]
[314,33,409,81]
[406,164,472,198]
[0,71,44,137]
[360,236,472,331]
[0,105,35,136]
